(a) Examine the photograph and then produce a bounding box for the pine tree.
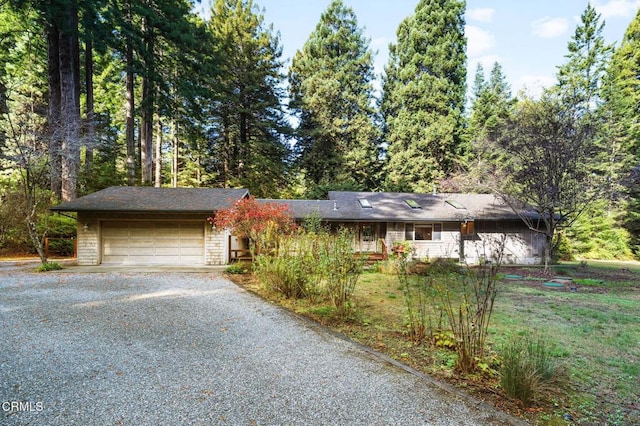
[555,4,632,260]
[462,62,513,191]
[289,0,381,196]
[381,0,466,192]
[205,0,291,197]
[556,4,613,115]
[608,9,640,255]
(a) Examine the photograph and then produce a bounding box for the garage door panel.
[180,247,203,256]
[101,221,205,265]
[128,239,157,248]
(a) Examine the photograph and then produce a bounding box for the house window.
[407,223,441,241]
[362,224,373,242]
[461,221,475,235]
[405,223,414,240]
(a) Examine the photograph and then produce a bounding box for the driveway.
[0,264,522,425]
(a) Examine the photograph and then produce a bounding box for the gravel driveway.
[0,264,521,425]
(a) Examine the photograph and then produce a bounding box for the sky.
[196,0,640,98]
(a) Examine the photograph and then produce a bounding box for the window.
[405,199,421,209]
[361,224,373,242]
[461,221,475,235]
[358,198,372,208]
[405,223,414,240]
[407,223,442,241]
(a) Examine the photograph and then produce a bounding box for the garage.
[50,186,250,266]
[101,221,204,265]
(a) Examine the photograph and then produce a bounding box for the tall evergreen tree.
[205,0,291,197]
[289,0,381,196]
[381,0,466,193]
[461,61,513,191]
[556,4,613,115]
[608,9,640,255]
[555,4,631,260]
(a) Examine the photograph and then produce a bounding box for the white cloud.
[594,0,640,18]
[466,25,495,57]
[468,8,495,23]
[515,75,557,98]
[472,54,502,71]
[531,17,569,39]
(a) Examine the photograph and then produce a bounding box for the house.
[257,191,545,265]
[50,186,249,266]
[51,186,544,266]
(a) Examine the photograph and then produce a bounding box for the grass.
[230,262,640,425]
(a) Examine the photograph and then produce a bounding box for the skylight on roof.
[358,198,372,208]
[405,199,421,209]
[446,200,466,209]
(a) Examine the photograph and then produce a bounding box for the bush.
[499,332,558,406]
[253,228,363,315]
[225,262,251,274]
[36,261,63,272]
[254,232,323,299]
[324,228,363,317]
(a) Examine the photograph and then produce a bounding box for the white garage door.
[101,221,204,265]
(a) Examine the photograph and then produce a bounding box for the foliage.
[289,0,381,195]
[437,238,505,373]
[564,200,634,260]
[396,256,436,343]
[253,227,363,317]
[497,93,599,268]
[36,261,63,272]
[463,62,514,191]
[324,228,363,317]
[225,262,251,274]
[499,332,559,407]
[210,196,296,255]
[381,0,467,192]
[607,9,640,256]
[255,232,314,299]
[205,0,292,196]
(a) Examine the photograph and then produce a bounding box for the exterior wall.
[76,212,230,266]
[77,213,100,265]
[463,220,544,265]
[412,231,460,261]
[205,226,227,265]
[381,219,543,265]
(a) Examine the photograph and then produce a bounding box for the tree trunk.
[140,12,154,185]
[172,120,178,187]
[154,118,162,187]
[59,2,81,201]
[125,0,136,185]
[47,22,62,198]
[84,32,95,178]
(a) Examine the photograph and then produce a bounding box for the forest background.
[1,0,639,261]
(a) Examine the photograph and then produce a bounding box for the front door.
[359,223,376,252]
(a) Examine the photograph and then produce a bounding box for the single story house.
[257,191,545,265]
[52,186,545,266]
[51,186,249,265]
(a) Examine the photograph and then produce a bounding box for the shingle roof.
[260,192,531,222]
[50,186,249,213]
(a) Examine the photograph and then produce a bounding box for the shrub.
[254,236,308,299]
[324,228,363,317]
[499,332,558,406]
[225,262,251,274]
[438,236,506,373]
[397,256,436,343]
[36,261,63,272]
